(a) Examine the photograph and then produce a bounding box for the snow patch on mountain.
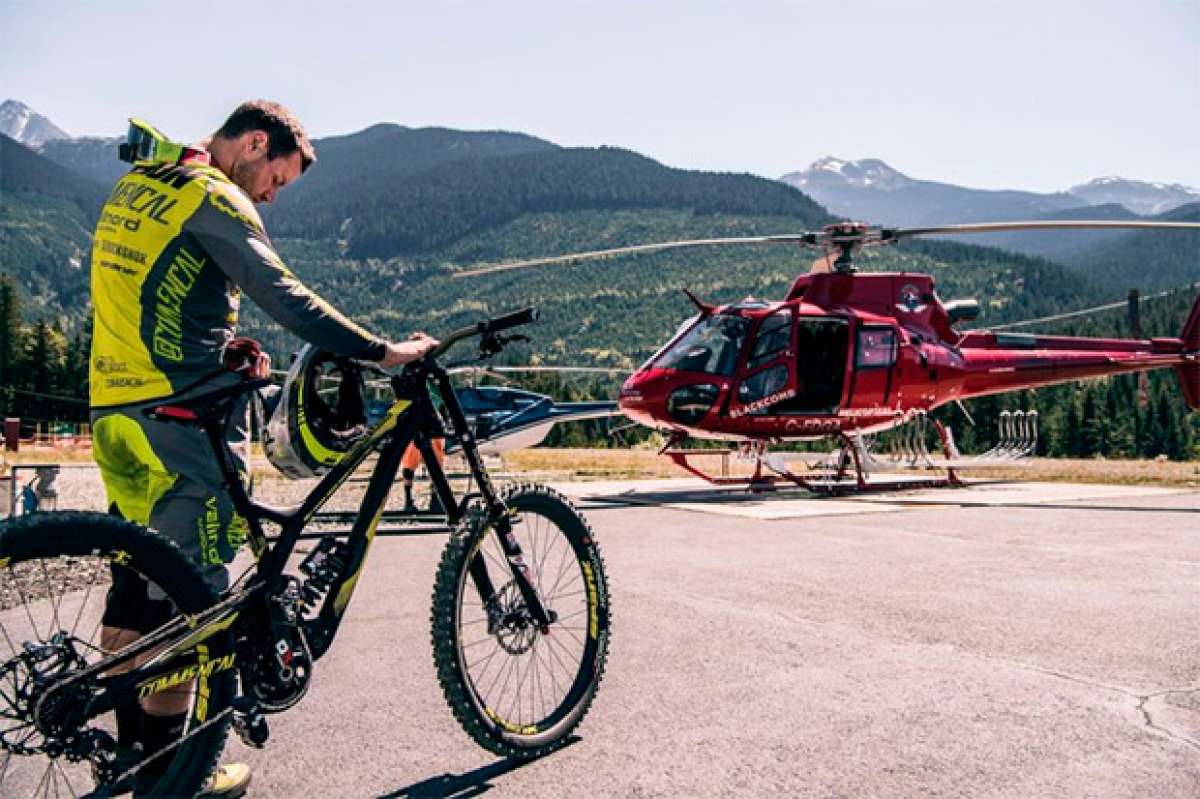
[0,100,71,146]
[780,156,914,192]
[1067,177,1200,216]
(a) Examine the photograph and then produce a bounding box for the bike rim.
[456,509,598,738]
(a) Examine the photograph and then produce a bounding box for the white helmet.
[265,345,369,479]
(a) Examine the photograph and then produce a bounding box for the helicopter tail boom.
[1174,293,1200,409]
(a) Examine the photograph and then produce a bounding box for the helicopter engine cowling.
[945,299,980,326]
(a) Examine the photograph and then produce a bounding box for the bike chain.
[101,706,235,791]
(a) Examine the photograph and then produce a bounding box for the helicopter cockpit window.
[856,327,897,368]
[746,309,792,370]
[654,314,750,377]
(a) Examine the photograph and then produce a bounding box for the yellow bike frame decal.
[332,502,386,614]
[327,399,415,614]
[145,610,240,667]
[138,650,237,700]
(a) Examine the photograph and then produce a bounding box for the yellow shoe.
[199,763,252,798]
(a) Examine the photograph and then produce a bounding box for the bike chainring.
[241,578,314,712]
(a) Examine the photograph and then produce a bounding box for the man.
[89,100,436,797]
[401,437,446,513]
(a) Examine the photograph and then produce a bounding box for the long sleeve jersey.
[89,158,386,408]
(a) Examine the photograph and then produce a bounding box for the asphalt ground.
[208,479,1200,798]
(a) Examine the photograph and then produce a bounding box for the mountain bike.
[0,308,611,797]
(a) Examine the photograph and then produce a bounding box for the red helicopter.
[458,221,1200,493]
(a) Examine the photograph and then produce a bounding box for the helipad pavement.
[554,476,1195,520]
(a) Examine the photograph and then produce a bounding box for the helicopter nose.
[618,369,661,425]
[618,372,648,410]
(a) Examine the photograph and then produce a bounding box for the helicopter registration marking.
[784,418,841,432]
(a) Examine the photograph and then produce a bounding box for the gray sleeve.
[184,186,387,361]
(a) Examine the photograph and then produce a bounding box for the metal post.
[1127,288,1149,408]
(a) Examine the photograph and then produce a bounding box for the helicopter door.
[847,325,898,409]
[780,317,850,414]
[732,309,796,416]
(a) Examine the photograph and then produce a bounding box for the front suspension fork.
[425,366,555,632]
[470,511,556,633]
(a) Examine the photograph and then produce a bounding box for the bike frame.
[75,357,551,727]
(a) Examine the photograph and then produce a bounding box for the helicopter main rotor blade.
[452,234,818,278]
[452,365,627,374]
[886,220,1200,240]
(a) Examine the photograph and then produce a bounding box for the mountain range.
[780,156,1200,224]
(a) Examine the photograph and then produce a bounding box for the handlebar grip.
[420,306,541,363]
[480,307,539,335]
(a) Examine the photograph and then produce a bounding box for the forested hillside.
[1059,203,1200,291]
[1,122,1195,459]
[266,145,831,258]
[1,134,107,210]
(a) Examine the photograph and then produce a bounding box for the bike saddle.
[143,378,274,424]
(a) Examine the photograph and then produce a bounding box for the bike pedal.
[231,698,270,748]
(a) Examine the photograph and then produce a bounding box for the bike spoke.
[544,545,575,607]
[460,635,496,650]
[547,587,586,603]
[54,760,77,798]
[551,607,587,625]
[480,542,508,575]
[10,568,42,644]
[535,639,562,710]
[0,617,17,660]
[466,643,501,675]
[490,642,521,702]
[33,759,52,797]
[37,562,63,637]
[68,561,102,640]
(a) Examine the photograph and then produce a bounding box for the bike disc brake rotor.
[490,581,537,655]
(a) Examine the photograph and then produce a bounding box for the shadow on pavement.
[379,737,579,798]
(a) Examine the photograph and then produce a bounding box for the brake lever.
[478,332,530,358]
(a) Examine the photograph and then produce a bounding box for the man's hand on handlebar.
[379,332,440,369]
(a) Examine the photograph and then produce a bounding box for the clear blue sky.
[3,0,1197,192]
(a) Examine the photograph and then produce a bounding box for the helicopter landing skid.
[665,425,965,497]
[663,447,779,493]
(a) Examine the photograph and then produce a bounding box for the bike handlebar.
[424,306,540,362]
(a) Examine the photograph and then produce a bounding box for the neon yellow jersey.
[89,159,386,408]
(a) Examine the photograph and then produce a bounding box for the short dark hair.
[215,100,317,172]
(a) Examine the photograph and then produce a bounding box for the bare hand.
[379,334,439,369]
[249,352,272,380]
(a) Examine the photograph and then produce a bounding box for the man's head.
[210,100,316,204]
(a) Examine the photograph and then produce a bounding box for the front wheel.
[431,484,610,757]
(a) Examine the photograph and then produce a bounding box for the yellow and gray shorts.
[90,393,251,593]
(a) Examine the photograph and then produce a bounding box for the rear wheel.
[0,512,235,797]
[431,484,610,757]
